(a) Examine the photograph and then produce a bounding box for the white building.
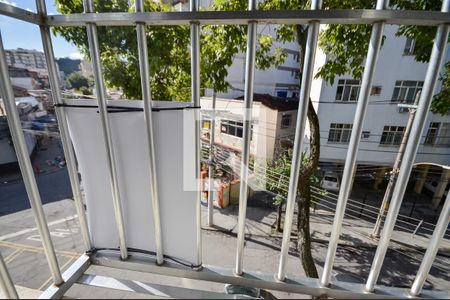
[309,25,450,167]
[5,48,47,70]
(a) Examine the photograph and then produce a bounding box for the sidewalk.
[200,202,450,254]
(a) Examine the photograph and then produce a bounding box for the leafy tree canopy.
[54,0,449,113]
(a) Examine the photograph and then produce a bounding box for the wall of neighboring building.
[311,25,450,167]
[204,24,301,99]
[200,97,287,160]
[10,77,35,90]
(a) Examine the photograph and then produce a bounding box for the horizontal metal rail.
[90,252,450,299]
[44,10,450,27]
[0,2,40,24]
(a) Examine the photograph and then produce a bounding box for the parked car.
[320,172,341,192]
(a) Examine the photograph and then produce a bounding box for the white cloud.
[0,0,17,6]
[69,52,84,60]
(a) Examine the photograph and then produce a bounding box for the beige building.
[200,94,299,161]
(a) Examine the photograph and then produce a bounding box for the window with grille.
[380,125,405,146]
[335,79,361,102]
[404,38,417,55]
[281,114,292,128]
[221,119,253,139]
[425,122,439,145]
[425,122,450,146]
[391,80,423,103]
[328,123,353,143]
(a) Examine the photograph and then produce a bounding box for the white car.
[320,172,341,192]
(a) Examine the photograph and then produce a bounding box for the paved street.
[0,169,72,217]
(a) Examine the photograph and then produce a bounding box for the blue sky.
[0,0,82,59]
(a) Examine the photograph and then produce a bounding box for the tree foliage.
[66,71,90,89]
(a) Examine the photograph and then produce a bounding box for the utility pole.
[207,90,216,227]
[372,91,421,237]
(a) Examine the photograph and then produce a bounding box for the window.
[425,122,450,146]
[370,86,382,96]
[425,122,439,145]
[328,123,353,143]
[392,80,423,103]
[437,123,450,146]
[281,114,292,128]
[404,38,416,55]
[335,79,361,102]
[362,131,371,139]
[380,126,405,146]
[202,119,211,130]
[221,120,253,139]
[277,90,288,98]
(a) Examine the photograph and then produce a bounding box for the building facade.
[5,48,47,70]
[310,25,450,167]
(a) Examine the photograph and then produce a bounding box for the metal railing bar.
[190,0,203,267]
[207,91,216,227]
[38,254,91,299]
[235,0,257,276]
[0,252,18,299]
[91,253,450,299]
[320,0,389,287]
[0,2,40,25]
[276,0,322,282]
[410,192,450,298]
[364,0,450,292]
[134,0,164,266]
[35,0,92,252]
[43,10,450,27]
[82,0,128,260]
[0,31,64,286]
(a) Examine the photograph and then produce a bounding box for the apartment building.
[310,25,449,168]
[5,48,47,70]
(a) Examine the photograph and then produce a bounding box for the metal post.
[276,0,322,282]
[82,0,128,260]
[235,0,257,276]
[0,31,63,286]
[36,0,91,252]
[190,0,202,266]
[207,90,216,227]
[0,252,18,299]
[410,190,450,296]
[135,0,164,266]
[365,0,449,291]
[411,219,423,237]
[372,92,420,237]
[320,0,389,287]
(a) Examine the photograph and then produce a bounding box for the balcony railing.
[0,0,449,298]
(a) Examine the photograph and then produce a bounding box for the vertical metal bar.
[135,0,164,266]
[82,0,128,260]
[36,0,91,252]
[365,0,450,290]
[0,252,18,299]
[320,0,389,287]
[190,0,202,266]
[276,0,322,282]
[235,0,257,276]
[410,189,450,296]
[207,91,216,227]
[372,92,420,238]
[0,31,63,286]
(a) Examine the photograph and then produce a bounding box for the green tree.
[66,71,90,90]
